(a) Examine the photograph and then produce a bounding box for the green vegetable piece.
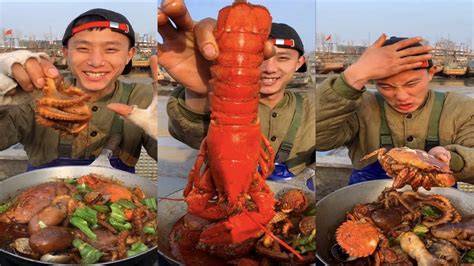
[110,203,127,222]
[117,199,136,209]
[143,226,156,235]
[65,178,78,185]
[73,207,98,225]
[421,205,440,218]
[304,205,316,216]
[127,242,149,257]
[77,183,93,193]
[70,216,97,241]
[462,249,474,262]
[92,204,110,213]
[108,218,132,231]
[413,224,429,237]
[0,202,11,214]
[141,198,157,212]
[73,238,103,264]
[38,221,47,229]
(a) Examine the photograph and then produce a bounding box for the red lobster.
[183,0,275,245]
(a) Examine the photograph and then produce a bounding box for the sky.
[0,0,316,53]
[316,0,474,49]
[0,0,156,42]
[174,0,316,54]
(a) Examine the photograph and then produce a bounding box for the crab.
[361,147,456,191]
[335,205,408,264]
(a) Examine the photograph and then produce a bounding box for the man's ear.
[296,55,305,71]
[62,47,68,57]
[127,47,137,63]
[427,65,437,81]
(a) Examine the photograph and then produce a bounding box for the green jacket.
[167,87,315,175]
[0,80,157,167]
[316,74,474,183]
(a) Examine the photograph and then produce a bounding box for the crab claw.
[360,148,386,161]
[336,220,380,258]
[431,173,456,188]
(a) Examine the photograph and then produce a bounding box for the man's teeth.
[262,78,277,82]
[85,72,106,77]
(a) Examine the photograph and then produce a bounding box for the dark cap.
[383,36,433,70]
[62,8,135,75]
[270,23,307,72]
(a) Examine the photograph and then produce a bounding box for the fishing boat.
[467,59,474,77]
[442,59,468,77]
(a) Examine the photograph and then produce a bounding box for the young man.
[158,1,315,178]
[316,35,474,185]
[0,8,157,172]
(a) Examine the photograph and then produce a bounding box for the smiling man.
[159,0,315,179]
[316,36,474,184]
[0,8,157,172]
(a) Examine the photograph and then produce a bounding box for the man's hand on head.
[343,34,432,90]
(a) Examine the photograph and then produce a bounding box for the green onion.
[126,241,149,257]
[77,183,93,194]
[141,198,157,212]
[0,202,11,214]
[73,207,98,225]
[116,199,136,209]
[72,238,103,264]
[421,205,440,218]
[143,226,156,235]
[92,204,110,213]
[70,216,97,241]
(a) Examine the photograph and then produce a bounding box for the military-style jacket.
[0,79,157,167]
[167,87,315,175]
[316,74,474,183]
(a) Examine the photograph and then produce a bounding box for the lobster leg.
[259,133,275,178]
[184,138,211,197]
[184,138,233,221]
[198,173,275,244]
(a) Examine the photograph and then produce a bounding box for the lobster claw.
[199,213,263,244]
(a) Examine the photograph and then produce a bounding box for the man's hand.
[11,57,60,93]
[157,0,275,97]
[157,0,215,95]
[343,34,433,90]
[107,56,159,140]
[428,146,452,164]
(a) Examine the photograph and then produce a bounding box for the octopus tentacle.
[35,78,92,135]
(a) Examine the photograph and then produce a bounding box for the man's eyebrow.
[404,77,422,84]
[275,50,293,56]
[71,40,123,46]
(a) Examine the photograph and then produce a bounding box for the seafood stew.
[315,180,474,265]
[0,174,157,264]
[158,183,316,265]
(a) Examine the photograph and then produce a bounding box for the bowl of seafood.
[0,165,158,265]
[157,182,316,265]
[316,179,474,265]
